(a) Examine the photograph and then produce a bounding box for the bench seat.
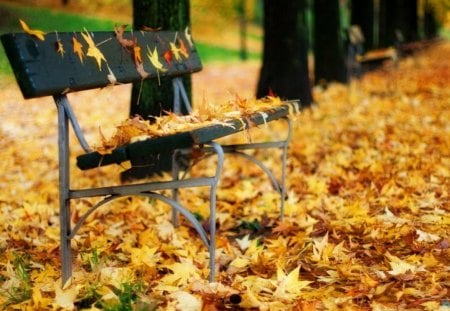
[77,102,297,170]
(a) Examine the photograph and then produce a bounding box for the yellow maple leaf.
[168,291,201,311]
[178,38,189,58]
[128,245,160,268]
[32,287,52,309]
[160,261,201,286]
[227,257,250,274]
[72,36,84,63]
[169,42,182,62]
[236,234,252,251]
[81,30,107,70]
[147,46,167,72]
[99,267,133,289]
[56,39,65,57]
[273,266,311,299]
[19,19,46,40]
[146,45,167,84]
[53,282,80,311]
[385,252,426,277]
[311,231,330,262]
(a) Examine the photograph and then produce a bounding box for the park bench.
[347,25,398,79]
[1,27,298,285]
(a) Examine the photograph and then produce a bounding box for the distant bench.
[346,25,398,78]
[1,28,298,284]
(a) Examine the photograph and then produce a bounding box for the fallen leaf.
[19,19,46,40]
[81,29,107,70]
[72,36,84,63]
[55,39,65,56]
[53,283,79,311]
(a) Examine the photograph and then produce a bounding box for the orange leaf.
[72,36,84,63]
[140,25,162,32]
[133,43,142,64]
[163,50,173,65]
[133,42,149,78]
[55,39,65,57]
[178,38,189,58]
[19,19,46,41]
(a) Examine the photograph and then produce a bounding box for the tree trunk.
[423,0,438,39]
[379,0,418,47]
[126,0,190,179]
[130,0,191,118]
[351,0,375,50]
[236,0,248,61]
[313,0,347,84]
[256,0,312,107]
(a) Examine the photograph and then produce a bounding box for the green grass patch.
[440,28,450,40]
[0,3,119,75]
[196,42,260,63]
[0,3,117,32]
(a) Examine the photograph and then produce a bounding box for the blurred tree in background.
[314,0,347,84]
[126,0,190,178]
[378,0,418,47]
[130,0,191,118]
[350,0,375,50]
[256,0,312,106]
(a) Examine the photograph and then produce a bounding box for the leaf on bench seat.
[93,97,299,155]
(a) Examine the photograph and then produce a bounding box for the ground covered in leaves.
[0,42,449,310]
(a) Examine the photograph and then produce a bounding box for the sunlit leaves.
[95,96,292,154]
[55,39,65,57]
[72,36,84,63]
[1,26,449,310]
[53,283,79,310]
[19,19,46,41]
[81,29,107,71]
[146,46,167,84]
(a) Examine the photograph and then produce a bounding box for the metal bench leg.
[280,141,288,221]
[55,97,73,286]
[280,117,293,220]
[170,142,223,281]
[206,142,223,281]
[171,150,181,227]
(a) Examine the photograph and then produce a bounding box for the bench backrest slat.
[1,30,202,98]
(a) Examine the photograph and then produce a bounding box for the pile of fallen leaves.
[0,41,449,310]
[95,95,287,154]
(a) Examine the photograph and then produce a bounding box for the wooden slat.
[76,101,298,170]
[1,30,202,98]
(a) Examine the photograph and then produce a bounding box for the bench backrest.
[1,28,202,98]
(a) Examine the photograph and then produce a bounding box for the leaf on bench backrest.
[1,28,202,98]
[72,36,84,63]
[19,19,46,41]
[81,30,107,71]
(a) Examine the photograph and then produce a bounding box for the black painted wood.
[76,102,297,170]
[1,30,202,98]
